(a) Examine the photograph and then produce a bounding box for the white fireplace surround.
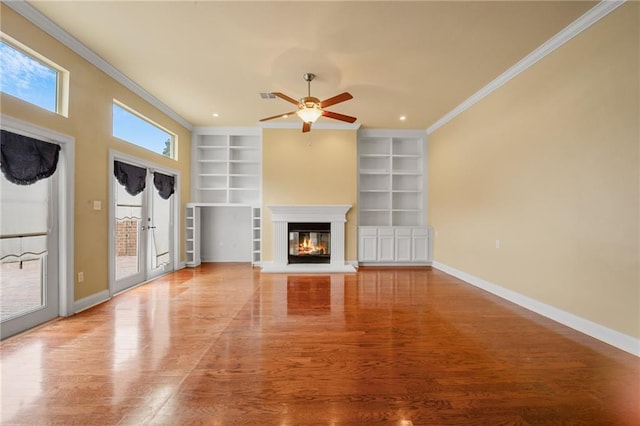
[261,205,357,273]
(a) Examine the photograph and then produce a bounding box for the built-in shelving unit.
[358,129,427,227]
[188,128,262,267]
[185,204,201,267]
[192,129,261,205]
[357,129,431,265]
[252,207,261,265]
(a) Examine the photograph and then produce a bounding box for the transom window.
[112,101,176,159]
[0,35,68,115]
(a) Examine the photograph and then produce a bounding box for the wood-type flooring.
[1,263,638,425]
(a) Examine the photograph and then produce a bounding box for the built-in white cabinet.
[357,129,431,265]
[188,128,262,267]
[358,129,427,227]
[185,203,260,267]
[192,128,261,205]
[358,226,432,265]
[185,204,201,267]
[252,207,261,265]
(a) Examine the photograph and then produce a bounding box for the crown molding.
[192,126,262,136]
[358,128,427,138]
[4,0,193,131]
[426,0,626,135]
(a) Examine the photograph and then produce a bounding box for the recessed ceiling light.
[212,113,219,117]
[399,115,406,121]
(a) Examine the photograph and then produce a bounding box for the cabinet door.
[359,229,378,262]
[412,228,429,262]
[360,235,378,262]
[395,228,412,262]
[377,228,395,262]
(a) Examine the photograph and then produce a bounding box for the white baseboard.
[433,261,639,357]
[200,256,253,263]
[73,289,111,314]
[358,262,432,267]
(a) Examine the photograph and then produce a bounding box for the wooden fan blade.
[259,111,296,122]
[273,92,300,106]
[302,122,311,133]
[322,110,357,123]
[320,92,353,108]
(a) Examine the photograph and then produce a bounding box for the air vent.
[260,92,276,99]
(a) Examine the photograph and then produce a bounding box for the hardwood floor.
[1,263,638,425]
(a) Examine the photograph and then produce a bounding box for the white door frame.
[0,114,75,317]
[108,150,180,296]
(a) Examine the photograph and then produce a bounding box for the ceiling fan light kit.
[260,73,356,133]
[296,103,322,123]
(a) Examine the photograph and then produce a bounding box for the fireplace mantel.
[262,205,357,273]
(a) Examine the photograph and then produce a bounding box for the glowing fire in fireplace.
[298,236,327,255]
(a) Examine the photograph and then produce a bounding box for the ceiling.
[27,1,596,130]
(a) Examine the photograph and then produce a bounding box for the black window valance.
[0,129,61,185]
[114,160,146,196]
[153,172,175,200]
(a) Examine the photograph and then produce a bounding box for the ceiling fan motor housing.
[300,97,321,108]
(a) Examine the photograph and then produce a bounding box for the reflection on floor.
[1,263,638,425]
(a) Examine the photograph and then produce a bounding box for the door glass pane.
[0,177,49,321]
[150,187,171,271]
[115,181,142,281]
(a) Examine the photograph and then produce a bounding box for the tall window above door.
[0,34,69,116]
[112,101,177,160]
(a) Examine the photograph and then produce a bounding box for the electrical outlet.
[93,200,102,210]
[78,272,84,282]
[495,239,501,249]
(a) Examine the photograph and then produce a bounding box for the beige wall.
[0,5,192,301]
[262,128,358,262]
[428,4,639,338]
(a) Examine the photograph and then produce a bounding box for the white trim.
[74,290,111,314]
[259,121,360,131]
[192,126,261,136]
[4,1,193,131]
[426,0,626,135]
[432,261,640,357]
[358,128,428,139]
[359,262,432,267]
[108,150,182,296]
[269,204,352,223]
[1,114,75,317]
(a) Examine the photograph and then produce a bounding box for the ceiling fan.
[260,73,356,133]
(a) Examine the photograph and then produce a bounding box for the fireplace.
[288,222,330,264]
[262,205,356,273]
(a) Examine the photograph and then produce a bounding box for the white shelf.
[251,207,261,265]
[191,129,261,206]
[358,130,426,227]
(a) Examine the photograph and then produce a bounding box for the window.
[112,102,176,159]
[0,36,67,115]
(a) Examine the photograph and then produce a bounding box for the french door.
[112,159,175,294]
[0,163,59,339]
